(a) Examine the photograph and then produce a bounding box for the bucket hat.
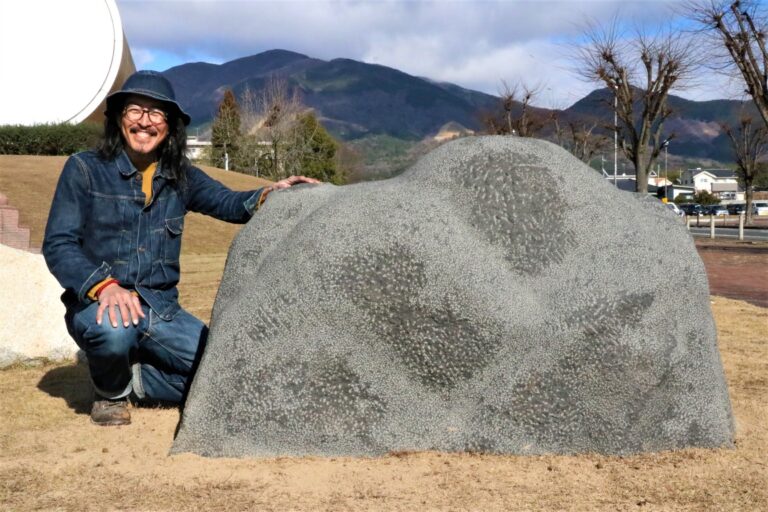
[106,70,191,125]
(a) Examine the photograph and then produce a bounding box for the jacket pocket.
[164,216,184,262]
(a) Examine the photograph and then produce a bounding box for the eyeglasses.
[123,105,167,125]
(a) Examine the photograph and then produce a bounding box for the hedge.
[0,122,102,155]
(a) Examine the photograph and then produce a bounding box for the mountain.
[164,49,758,167]
[564,88,760,162]
[163,49,498,141]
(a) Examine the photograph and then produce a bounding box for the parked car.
[753,200,768,216]
[702,204,729,216]
[665,203,685,216]
[678,203,703,216]
[726,203,747,215]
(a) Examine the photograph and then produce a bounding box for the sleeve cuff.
[243,187,272,215]
[87,276,117,301]
[78,262,112,303]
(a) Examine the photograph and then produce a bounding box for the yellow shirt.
[141,162,157,206]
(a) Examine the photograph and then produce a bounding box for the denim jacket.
[43,150,263,320]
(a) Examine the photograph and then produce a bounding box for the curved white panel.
[0,0,124,125]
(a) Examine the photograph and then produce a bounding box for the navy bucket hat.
[106,70,191,126]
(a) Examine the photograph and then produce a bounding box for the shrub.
[0,122,102,155]
[693,190,720,206]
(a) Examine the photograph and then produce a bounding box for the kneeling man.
[43,70,318,426]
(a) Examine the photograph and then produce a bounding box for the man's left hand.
[260,175,321,205]
[271,175,321,191]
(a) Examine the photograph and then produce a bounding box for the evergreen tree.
[287,113,341,183]
[211,89,242,169]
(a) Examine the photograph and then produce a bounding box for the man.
[43,70,319,426]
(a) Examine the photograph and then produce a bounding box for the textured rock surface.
[173,136,734,457]
[0,244,78,367]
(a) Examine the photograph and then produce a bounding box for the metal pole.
[710,215,716,239]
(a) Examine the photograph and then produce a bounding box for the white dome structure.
[0,0,135,125]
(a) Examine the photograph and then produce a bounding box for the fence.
[687,214,748,240]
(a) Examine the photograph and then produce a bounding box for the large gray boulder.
[173,136,734,457]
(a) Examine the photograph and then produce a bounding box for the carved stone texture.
[172,136,734,457]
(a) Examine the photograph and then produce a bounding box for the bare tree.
[688,1,768,127]
[551,111,610,164]
[480,80,544,137]
[240,75,306,180]
[575,21,698,192]
[722,115,768,223]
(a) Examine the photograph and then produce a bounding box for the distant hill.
[564,88,760,162]
[164,49,499,141]
[163,49,760,168]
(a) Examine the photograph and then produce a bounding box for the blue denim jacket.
[43,150,263,320]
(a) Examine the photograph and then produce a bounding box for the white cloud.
[129,47,156,69]
[116,0,741,104]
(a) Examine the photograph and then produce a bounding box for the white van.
[753,201,768,216]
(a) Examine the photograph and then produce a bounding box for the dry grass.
[1,155,767,510]
[0,155,269,251]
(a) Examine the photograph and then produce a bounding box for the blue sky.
[117,0,744,108]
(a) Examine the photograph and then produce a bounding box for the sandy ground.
[2,156,767,510]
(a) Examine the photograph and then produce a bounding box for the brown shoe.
[90,399,131,426]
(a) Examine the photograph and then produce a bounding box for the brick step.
[1,205,20,230]
[0,227,31,250]
[0,192,31,251]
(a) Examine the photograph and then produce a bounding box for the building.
[680,168,743,200]
[186,136,212,162]
[602,170,661,194]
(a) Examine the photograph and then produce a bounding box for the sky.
[117,0,746,109]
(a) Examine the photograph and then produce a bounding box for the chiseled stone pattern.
[172,136,734,457]
[0,244,78,367]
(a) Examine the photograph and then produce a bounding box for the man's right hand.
[97,283,146,328]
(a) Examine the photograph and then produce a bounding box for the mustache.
[129,126,159,135]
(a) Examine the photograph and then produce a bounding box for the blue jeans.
[65,302,207,404]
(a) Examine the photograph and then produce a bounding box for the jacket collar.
[116,150,174,179]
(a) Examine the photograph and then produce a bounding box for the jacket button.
[136,174,142,182]
[138,246,146,253]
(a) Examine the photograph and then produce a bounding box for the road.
[689,226,768,242]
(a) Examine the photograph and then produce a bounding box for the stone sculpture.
[172,136,734,457]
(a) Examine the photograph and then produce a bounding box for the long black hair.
[97,102,189,186]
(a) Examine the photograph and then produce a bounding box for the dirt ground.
[695,239,768,308]
[1,156,767,510]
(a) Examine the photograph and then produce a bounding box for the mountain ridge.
[163,49,754,164]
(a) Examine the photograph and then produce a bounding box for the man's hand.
[97,283,146,328]
[273,175,321,190]
[261,175,321,203]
